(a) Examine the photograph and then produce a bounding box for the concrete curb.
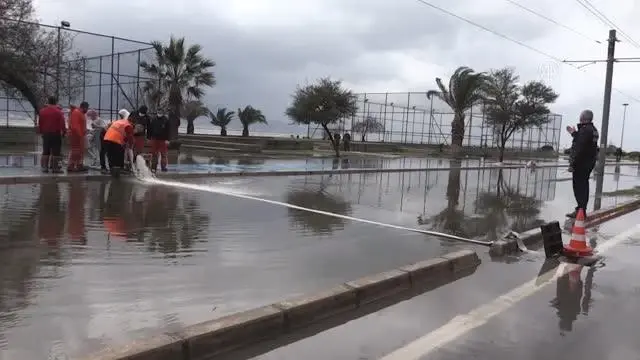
[77,249,480,360]
[1,162,635,184]
[489,198,640,256]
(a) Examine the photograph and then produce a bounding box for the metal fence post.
[115,53,121,112]
[382,93,388,142]
[82,59,87,101]
[427,95,434,145]
[110,36,115,120]
[136,49,141,107]
[98,56,103,116]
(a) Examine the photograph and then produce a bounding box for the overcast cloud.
[33,0,640,149]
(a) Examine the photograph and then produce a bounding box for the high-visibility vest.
[103,119,130,145]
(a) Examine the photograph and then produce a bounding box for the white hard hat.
[118,109,130,119]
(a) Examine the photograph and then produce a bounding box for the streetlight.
[55,20,71,99]
[620,103,629,150]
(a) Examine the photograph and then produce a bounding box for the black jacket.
[129,112,150,137]
[570,122,599,168]
[147,115,170,141]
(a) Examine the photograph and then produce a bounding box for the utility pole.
[596,29,617,175]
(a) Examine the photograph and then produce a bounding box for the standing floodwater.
[0,163,637,359]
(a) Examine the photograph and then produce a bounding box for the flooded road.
[0,161,638,359]
[244,211,640,360]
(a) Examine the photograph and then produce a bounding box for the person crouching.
[102,111,134,178]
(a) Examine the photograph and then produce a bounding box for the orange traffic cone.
[563,209,593,257]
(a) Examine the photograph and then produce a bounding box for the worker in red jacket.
[38,96,66,173]
[67,101,89,172]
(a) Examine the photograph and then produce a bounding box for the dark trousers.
[103,140,125,169]
[41,133,62,169]
[572,166,594,212]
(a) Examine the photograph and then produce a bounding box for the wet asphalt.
[245,211,640,360]
[0,156,639,359]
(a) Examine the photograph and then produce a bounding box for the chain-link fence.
[0,18,155,126]
[318,91,562,152]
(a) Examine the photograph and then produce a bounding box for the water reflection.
[551,265,595,333]
[210,157,231,166]
[101,181,210,255]
[474,170,544,240]
[418,166,545,241]
[67,181,87,245]
[237,158,266,166]
[37,182,65,245]
[289,160,557,242]
[426,159,467,237]
[286,185,352,235]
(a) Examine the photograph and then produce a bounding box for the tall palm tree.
[139,36,216,140]
[237,105,267,137]
[209,107,235,136]
[181,100,209,135]
[427,66,487,156]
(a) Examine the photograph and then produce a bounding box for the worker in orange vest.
[102,111,135,177]
[67,101,89,172]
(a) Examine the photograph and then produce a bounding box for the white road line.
[379,224,640,360]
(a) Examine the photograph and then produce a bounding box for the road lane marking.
[379,224,640,360]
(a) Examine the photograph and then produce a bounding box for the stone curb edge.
[0,162,634,184]
[77,249,480,360]
[489,198,640,256]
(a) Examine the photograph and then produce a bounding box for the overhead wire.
[505,0,601,44]
[573,0,640,48]
[412,0,640,104]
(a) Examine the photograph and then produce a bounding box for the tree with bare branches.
[352,115,384,142]
[1,0,84,121]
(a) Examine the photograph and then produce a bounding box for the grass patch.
[603,186,640,197]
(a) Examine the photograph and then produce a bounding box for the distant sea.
[1,114,314,139]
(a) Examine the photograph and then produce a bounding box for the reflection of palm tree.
[286,188,352,234]
[426,160,469,238]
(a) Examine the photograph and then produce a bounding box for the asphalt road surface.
[248,209,640,360]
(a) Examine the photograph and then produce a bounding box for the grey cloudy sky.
[34,0,640,149]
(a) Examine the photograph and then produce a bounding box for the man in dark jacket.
[129,105,150,158]
[147,112,171,172]
[566,109,599,218]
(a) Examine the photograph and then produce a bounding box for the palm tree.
[427,66,487,157]
[139,36,216,140]
[181,100,209,135]
[209,107,235,136]
[237,105,267,137]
